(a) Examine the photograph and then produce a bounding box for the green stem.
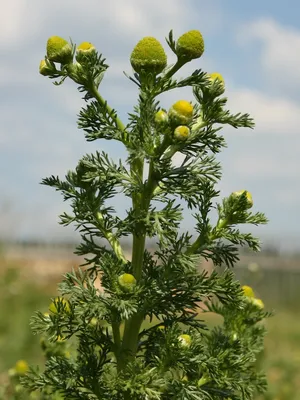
[112,320,121,370]
[96,212,127,263]
[120,160,158,370]
[186,218,229,256]
[163,58,186,80]
[90,84,128,142]
[161,144,181,160]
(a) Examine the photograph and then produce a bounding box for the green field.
[0,253,300,399]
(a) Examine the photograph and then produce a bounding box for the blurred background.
[1,0,300,398]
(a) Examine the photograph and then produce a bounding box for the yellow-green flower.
[46,36,73,64]
[176,30,204,61]
[15,360,29,375]
[77,42,95,53]
[130,37,167,75]
[49,297,71,314]
[252,298,264,309]
[242,285,255,298]
[174,125,190,141]
[168,100,193,126]
[208,72,225,93]
[155,110,168,125]
[178,334,192,347]
[157,325,166,331]
[231,190,253,209]
[118,273,137,291]
[39,59,54,76]
[209,72,225,85]
[75,42,96,63]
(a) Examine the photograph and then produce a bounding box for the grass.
[0,260,299,399]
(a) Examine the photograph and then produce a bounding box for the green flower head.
[155,110,169,125]
[231,190,254,209]
[39,59,54,76]
[118,273,137,291]
[252,298,264,309]
[15,360,29,375]
[168,100,194,126]
[49,297,71,314]
[76,42,96,63]
[46,36,73,64]
[178,334,192,347]
[208,72,225,94]
[77,42,95,53]
[174,125,190,141]
[130,37,167,75]
[242,285,255,298]
[176,30,204,61]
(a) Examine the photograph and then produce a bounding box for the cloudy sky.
[1,0,299,251]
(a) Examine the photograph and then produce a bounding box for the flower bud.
[46,36,73,64]
[39,59,55,76]
[209,72,224,83]
[15,360,29,375]
[168,100,193,126]
[89,317,98,326]
[174,125,190,141]
[208,72,225,94]
[155,110,168,125]
[252,298,264,309]
[49,297,71,314]
[118,273,137,291]
[178,334,192,347]
[242,285,255,298]
[230,190,253,209]
[176,30,204,61]
[75,42,96,63]
[130,37,167,75]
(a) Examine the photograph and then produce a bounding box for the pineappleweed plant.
[23,29,269,400]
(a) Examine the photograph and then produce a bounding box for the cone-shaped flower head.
[118,273,137,291]
[168,100,193,126]
[174,125,190,141]
[130,37,167,75]
[46,36,73,64]
[49,297,71,314]
[178,334,192,347]
[242,285,255,298]
[176,30,204,61]
[231,190,253,209]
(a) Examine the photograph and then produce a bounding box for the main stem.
[121,159,157,369]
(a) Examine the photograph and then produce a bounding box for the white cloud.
[0,0,221,50]
[237,18,300,89]
[226,86,300,135]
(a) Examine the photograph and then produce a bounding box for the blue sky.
[1,0,300,251]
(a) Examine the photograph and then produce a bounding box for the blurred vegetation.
[0,249,300,399]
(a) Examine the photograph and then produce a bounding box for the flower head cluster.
[242,285,264,309]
